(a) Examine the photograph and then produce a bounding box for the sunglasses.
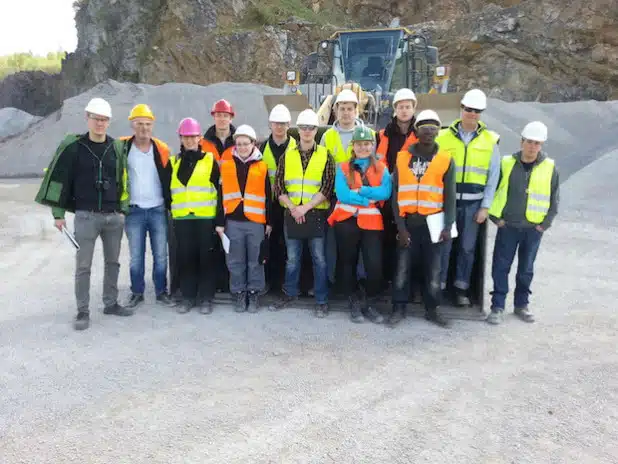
[463,106,483,114]
[298,125,317,131]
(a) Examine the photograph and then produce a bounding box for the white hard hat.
[460,89,487,110]
[233,124,257,141]
[335,89,358,105]
[393,88,417,107]
[85,97,112,118]
[269,104,291,123]
[296,108,319,127]
[521,121,547,142]
[414,109,442,127]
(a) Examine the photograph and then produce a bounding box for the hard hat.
[296,108,319,127]
[177,117,202,136]
[352,125,374,142]
[393,88,417,107]
[460,89,487,110]
[128,103,155,121]
[85,98,112,118]
[210,99,235,116]
[233,124,257,141]
[335,88,358,105]
[414,109,442,127]
[269,104,291,123]
[521,121,548,142]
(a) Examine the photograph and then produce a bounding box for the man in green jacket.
[35,97,134,331]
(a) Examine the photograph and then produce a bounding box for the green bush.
[0,51,65,79]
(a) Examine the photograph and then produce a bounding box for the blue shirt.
[335,157,392,206]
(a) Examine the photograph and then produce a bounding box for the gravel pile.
[0,107,42,140]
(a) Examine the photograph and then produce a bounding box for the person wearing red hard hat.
[168,117,223,315]
[200,99,236,164]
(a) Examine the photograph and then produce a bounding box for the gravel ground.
[1,147,617,462]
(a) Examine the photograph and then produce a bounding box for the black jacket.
[375,117,417,173]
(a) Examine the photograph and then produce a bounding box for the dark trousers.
[392,222,442,311]
[491,225,543,310]
[266,203,285,293]
[168,213,180,296]
[334,218,383,299]
[173,218,215,302]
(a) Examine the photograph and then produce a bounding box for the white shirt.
[128,142,164,209]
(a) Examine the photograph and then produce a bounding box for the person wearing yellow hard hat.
[118,104,176,310]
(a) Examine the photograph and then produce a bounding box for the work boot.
[199,300,214,315]
[486,308,503,325]
[156,293,177,307]
[234,292,247,313]
[314,303,329,318]
[349,297,365,323]
[362,298,384,324]
[387,303,406,327]
[247,291,260,313]
[177,299,195,314]
[455,289,471,307]
[73,312,90,331]
[514,307,535,323]
[269,294,297,311]
[125,293,144,308]
[103,303,134,317]
[425,308,450,328]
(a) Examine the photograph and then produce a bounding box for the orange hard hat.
[210,99,235,116]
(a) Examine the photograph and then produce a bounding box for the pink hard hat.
[177,117,202,136]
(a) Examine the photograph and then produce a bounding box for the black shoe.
[103,303,134,317]
[234,292,247,313]
[349,297,365,323]
[156,293,177,307]
[362,304,384,324]
[177,300,195,314]
[199,300,214,315]
[74,312,90,330]
[125,293,144,308]
[247,291,260,313]
[387,303,406,327]
[269,294,297,311]
[314,303,329,318]
[425,309,450,328]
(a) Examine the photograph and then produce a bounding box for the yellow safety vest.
[169,154,218,218]
[322,126,376,164]
[262,136,297,189]
[436,120,499,200]
[489,155,554,224]
[283,144,330,209]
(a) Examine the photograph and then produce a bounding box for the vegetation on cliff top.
[0,52,65,79]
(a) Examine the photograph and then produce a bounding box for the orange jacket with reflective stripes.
[396,150,451,216]
[199,138,233,164]
[327,161,385,231]
[376,130,418,170]
[220,158,268,224]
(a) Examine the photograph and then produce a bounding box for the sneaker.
[514,307,535,323]
[486,309,503,325]
[386,303,406,327]
[199,300,214,315]
[125,293,144,308]
[349,297,365,323]
[103,303,134,317]
[247,291,260,313]
[314,303,329,318]
[269,294,297,311]
[73,312,90,330]
[234,292,247,313]
[362,305,384,324]
[425,308,450,328]
[156,293,177,306]
[455,290,471,307]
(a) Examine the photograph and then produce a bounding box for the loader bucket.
[263,94,312,125]
[415,92,466,127]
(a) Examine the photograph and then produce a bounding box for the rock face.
[0,71,65,116]
[50,0,618,102]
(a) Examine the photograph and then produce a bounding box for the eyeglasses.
[89,115,110,123]
[463,106,483,114]
[298,125,317,131]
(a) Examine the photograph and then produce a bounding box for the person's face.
[87,113,110,136]
[213,112,233,130]
[394,100,415,123]
[336,102,356,125]
[521,138,543,158]
[235,135,254,158]
[270,121,289,139]
[461,105,482,125]
[353,140,373,158]
[181,135,201,150]
[131,118,153,140]
[297,125,317,144]
[416,123,439,145]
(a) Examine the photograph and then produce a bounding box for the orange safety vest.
[199,139,233,164]
[327,161,385,231]
[119,136,170,167]
[220,158,268,224]
[376,129,418,169]
[396,149,451,216]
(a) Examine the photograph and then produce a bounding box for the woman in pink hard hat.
[168,117,223,315]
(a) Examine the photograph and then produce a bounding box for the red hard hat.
[210,99,235,116]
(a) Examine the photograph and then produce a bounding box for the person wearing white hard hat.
[35,97,134,331]
[486,121,559,325]
[259,103,298,293]
[216,124,272,313]
[389,109,456,329]
[436,88,501,307]
[271,108,335,317]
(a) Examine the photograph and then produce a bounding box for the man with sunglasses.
[436,89,501,307]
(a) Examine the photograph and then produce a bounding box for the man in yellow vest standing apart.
[486,121,559,324]
[271,109,336,317]
[437,89,501,307]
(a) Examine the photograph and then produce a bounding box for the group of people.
[35,86,559,332]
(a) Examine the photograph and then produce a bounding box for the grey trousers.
[74,210,124,313]
[225,219,266,294]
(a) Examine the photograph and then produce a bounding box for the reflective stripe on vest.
[376,129,418,170]
[327,161,385,230]
[396,150,451,216]
[488,155,554,224]
[220,158,268,224]
[169,154,218,218]
[283,145,330,209]
[262,136,297,190]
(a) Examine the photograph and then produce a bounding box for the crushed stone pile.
[0,107,42,140]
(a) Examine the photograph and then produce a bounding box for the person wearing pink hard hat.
[168,117,223,315]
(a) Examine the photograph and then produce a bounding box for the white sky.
[0,0,77,55]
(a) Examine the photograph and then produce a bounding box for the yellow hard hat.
[128,104,155,121]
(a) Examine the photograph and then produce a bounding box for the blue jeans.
[491,225,543,310]
[440,200,481,290]
[125,204,169,295]
[283,225,328,304]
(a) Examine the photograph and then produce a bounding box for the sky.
[0,0,77,55]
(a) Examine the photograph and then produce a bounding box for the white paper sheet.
[220,233,231,254]
[426,212,458,244]
[61,226,80,250]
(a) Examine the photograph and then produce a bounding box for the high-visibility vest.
[376,129,418,170]
[119,136,170,167]
[220,158,268,224]
[489,155,555,224]
[327,161,385,230]
[169,153,218,218]
[263,136,297,188]
[436,120,499,201]
[283,144,330,209]
[199,138,233,164]
[396,150,451,216]
[322,126,376,164]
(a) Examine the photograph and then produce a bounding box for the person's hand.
[54,219,66,231]
[215,226,225,235]
[397,229,411,248]
[291,204,308,219]
[496,219,506,228]
[265,225,272,236]
[535,225,544,233]
[475,207,488,224]
[350,188,360,194]
[439,228,451,242]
